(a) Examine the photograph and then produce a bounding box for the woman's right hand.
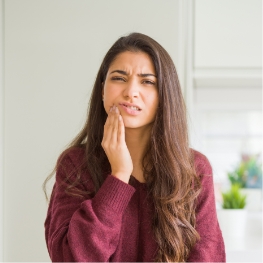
[101,105,133,183]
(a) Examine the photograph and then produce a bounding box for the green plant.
[227,163,246,188]
[221,184,247,209]
[228,154,262,188]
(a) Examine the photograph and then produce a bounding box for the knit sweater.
[44,147,225,262]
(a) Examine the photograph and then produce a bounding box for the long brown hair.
[43,32,201,262]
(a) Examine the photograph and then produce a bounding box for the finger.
[110,105,119,144]
[108,106,115,126]
[104,105,114,126]
[102,106,114,145]
[118,113,125,144]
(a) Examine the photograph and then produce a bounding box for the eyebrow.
[110,70,157,78]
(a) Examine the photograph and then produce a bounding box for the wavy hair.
[43,32,201,262]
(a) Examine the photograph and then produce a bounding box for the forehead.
[109,51,155,73]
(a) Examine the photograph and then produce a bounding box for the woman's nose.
[123,80,139,98]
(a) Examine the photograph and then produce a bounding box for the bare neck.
[125,125,151,168]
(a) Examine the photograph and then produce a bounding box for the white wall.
[3,0,181,261]
[0,0,4,260]
[194,0,262,68]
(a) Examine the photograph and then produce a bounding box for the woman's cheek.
[103,101,110,114]
[103,99,115,115]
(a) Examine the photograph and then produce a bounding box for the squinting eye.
[143,80,155,85]
[111,76,125,82]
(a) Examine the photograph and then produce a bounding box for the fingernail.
[109,107,113,112]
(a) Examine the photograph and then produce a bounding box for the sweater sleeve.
[44,151,136,262]
[187,152,226,262]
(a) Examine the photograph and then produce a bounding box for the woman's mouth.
[119,103,141,116]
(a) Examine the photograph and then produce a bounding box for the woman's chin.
[123,119,153,130]
[122,119,141,129]
[123,123,139,129]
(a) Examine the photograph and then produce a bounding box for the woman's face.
[102,51,159,129]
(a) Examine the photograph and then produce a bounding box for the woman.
[44,32,225,262]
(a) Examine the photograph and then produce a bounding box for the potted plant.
[217,184,247,237]
[221,184,247,209]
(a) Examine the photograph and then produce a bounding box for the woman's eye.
[143,80,155,85]
[111,76,125,82]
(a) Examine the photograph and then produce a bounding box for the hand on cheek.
[101,105,133,183]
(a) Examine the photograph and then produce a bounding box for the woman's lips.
[119,104,141,116]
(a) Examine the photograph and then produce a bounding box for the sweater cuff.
[92,174,136,214]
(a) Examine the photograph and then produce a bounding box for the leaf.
[221,184,247,209]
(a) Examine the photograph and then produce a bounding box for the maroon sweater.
[44,147,225,262]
